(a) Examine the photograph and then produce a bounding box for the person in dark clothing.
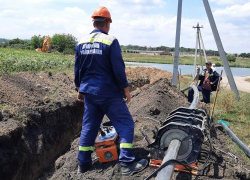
[74,6,148,176]
[188,61,220,104]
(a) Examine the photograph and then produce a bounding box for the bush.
[30,35,45,49]
[215,62,222,67]
[63,48,75,55]
[51,34,76,53]
[226,54,236,62]
[6,38,30,50]
[239,53,250,58]
[8,38,25,45]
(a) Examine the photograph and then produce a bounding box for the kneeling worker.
[74,6,148,176]
[188,61,220,104]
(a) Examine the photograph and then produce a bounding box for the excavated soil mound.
[0,67,169,115]
[0,72,75,108]
[39,78,189,180]
[39,78,250,180]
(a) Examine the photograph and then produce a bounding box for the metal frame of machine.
[148,107,207,165]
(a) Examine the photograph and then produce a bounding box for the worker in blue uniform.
[74,6,148,176]
[188,61,220,104]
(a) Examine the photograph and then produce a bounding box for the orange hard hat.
[92,6,112,23]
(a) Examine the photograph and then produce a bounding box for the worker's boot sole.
[77,164,91,174]
[121,159,148,176]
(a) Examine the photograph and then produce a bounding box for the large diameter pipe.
[156,139,181,180]
[219,121,250,157]
[189,85,199,109]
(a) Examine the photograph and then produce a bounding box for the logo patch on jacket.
[80,42,102,55]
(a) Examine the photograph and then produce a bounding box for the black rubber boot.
[78,164,91,173]
[121,159,148,176]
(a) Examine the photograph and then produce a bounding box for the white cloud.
[23,7,92,37]
[210,0,249,5]
[0,9,20,18]
[214,2,250,18]
[0,0,249,53]
[0,9,15,15]
[211,2,250,53]
[106,0,250,53]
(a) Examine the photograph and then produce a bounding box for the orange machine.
[36,35,51,52]
[149,159,198,175]
[95,124,118,163]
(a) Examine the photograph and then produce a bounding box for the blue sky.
[0,0,250,53]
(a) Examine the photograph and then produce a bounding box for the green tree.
[30,35,45,49]
[8,38,25,45]
[8,38,31,49]
[51,34,77,53]
[226,54,236,62]
[239,53,250,58]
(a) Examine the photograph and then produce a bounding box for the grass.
[246,78,250,82]
[122,53,250,68]
[0,48,74,74]
[1,49,250,74]
[212,90,250,162]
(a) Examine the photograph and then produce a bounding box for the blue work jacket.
[74,29,129,97]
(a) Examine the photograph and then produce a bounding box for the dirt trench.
[0,67,166,180]
[0,101,83,180]
[0,70,87,180]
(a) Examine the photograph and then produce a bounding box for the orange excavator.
[36,35,51,52]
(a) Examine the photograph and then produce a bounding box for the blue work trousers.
[78,93,135,166]
[188,86,211,104]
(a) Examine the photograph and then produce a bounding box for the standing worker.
[188,61,220,103]
[74,6,148,176]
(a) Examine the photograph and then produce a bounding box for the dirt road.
[221,76,250,93]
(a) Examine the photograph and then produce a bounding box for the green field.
[122,53,250,68]
[1,48,250,74]
[0,48,74,74]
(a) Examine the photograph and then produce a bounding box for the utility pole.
[172,0,183,87]
[202,0,240,100]
[199,30,208,64]
[193,23,208,77]
[193,23,204,74]
[193,25,199,78]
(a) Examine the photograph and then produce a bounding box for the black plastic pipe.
[219,120,250,158]
[189,85,199,109]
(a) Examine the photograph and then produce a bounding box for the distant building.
[122,50,173,56]
[159,51,173,56]
[122,50,139,54]
[169,51,195,56]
